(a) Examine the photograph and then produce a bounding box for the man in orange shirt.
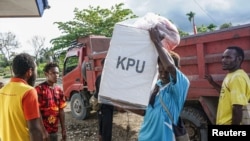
[0,53,47,141]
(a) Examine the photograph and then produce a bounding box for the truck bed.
[174,24,250,99]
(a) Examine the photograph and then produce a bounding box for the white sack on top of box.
[98,24,158,109]
[130,12,180,51]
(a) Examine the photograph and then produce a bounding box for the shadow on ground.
[62,110,142,141]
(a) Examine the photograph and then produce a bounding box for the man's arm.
[149,27,177,81]
[23,89,48,141]
[204,74,221,93]
[232,104,243,125]
[35,86,49,140]
[39,115,49,140]
[59,108,67,140]
[27,118,44,141]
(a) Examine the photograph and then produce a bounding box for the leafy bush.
[3,74,11,78]
[37,63,46,78]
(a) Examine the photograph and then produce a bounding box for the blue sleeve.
[162,68,190,124]
[171,69,190,108]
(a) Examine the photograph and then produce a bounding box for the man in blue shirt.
[138,27,190,141]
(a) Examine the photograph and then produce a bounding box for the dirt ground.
[61,102,143,141]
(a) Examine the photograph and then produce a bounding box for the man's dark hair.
[157,50,180,68]
[227,46,244,64]
[12,53,35,77]
[43,62,59,72]
[169,51,180,68]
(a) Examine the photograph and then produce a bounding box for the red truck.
[62,24,250,141]
[62,35,110,119]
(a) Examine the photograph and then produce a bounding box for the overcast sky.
[0,0,249,53]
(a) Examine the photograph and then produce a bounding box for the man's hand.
[149,27,162,46]
[43,131,49,141]
[232,104,243,125]
[204,74,221,93]
[204,74,214,84]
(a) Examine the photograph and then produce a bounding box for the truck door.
[63,55,82,99]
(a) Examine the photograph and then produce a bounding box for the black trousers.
[49,133,58,141]
[98,104,114,141]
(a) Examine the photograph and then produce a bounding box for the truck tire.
[70,93,89,120]
[181,107,208,141]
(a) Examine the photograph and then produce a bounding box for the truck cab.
[62,35,110,120]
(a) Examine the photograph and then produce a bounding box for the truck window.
[63,56,78,75]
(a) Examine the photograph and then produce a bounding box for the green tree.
[0,50,7,67]
[28,35,46,66]
[39,47,55,63]
[51,3,137,51]
[0,32,20,76]
[197,24,208,33]
[207,23,217,31]
[219,22,232,29]
[186,11,197,34]
[178,29,189,37]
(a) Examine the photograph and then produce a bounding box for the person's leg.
[98,110,103,141]
[101,106,114,141]
[49,133,58,141]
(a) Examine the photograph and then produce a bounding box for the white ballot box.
[98,22,158,109]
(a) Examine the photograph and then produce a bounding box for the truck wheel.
[70,93,89,120]
[181,107,208,141]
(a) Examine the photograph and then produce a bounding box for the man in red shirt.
[36,62,67,141]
